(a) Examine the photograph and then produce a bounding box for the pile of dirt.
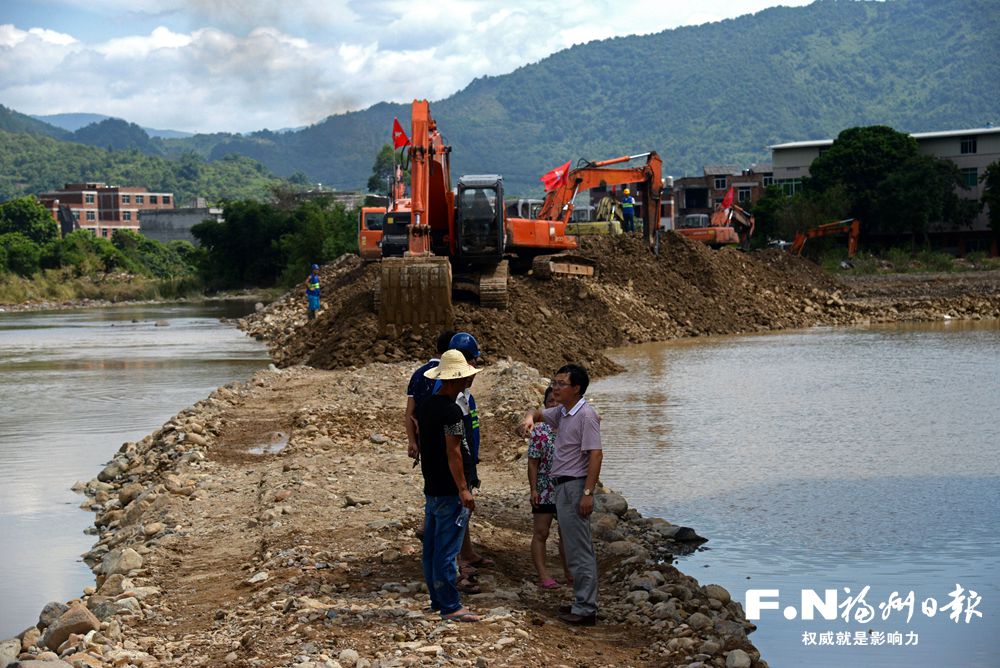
[241,233,1000,379]
[242,233,855,377]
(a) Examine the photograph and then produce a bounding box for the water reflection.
[590,321,1000,668]
[0,302,268,638]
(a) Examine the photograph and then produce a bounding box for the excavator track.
[531,253,597,280]
[377,256,453,336]
[478,260,509,309]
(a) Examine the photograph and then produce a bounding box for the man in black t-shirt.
[405,329,455,460]
[415,349,481,622]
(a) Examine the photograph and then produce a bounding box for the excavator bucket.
[377,256,454,336]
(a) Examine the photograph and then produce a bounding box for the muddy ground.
[241,233,1000,378]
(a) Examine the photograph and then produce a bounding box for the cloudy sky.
[1,0,812,134]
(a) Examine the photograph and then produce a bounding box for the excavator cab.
[456,175,505,265]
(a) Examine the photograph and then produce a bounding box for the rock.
[246,571,269,584]
[19,626,40,651]
[97,459,127,482]
[369,434,389,444]
[605,540,646,558]
[0,639,20,668]
[625,590,650,605]
[88,596,141,620]
[118,483,144,507]
[143,522,165,537]
[338,648,360,666]
[343,495,372,507]
[42,603,99,651]
[629,575,658,592]
[37,601,69,629]
[595,492,628,516]
[96,574,132,597]
[99,547,143,575]
[725,649,752,668]
[415,645,442,655]
[591,513,619,540]
[686,611,712,632]
[652,601,677,619]
[380,549,401,564]
[13,661,74,668]
[185,432,207,446]
[704,584,731,604]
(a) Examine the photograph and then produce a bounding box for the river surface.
[0,303,268,638]
[590,320,1000,667]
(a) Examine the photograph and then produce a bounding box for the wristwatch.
[583,488,592,496]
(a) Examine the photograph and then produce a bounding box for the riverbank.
[0,288,277,314]
[2,361,763,668]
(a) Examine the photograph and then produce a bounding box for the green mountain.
[191,0,1000,194]
[2,0,998,198]
[0,130,284,203]
[0,105,69,140]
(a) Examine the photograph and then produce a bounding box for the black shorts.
[532,503,557,515]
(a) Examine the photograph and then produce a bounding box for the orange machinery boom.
[790,218,861,258]
[516,152,663,246]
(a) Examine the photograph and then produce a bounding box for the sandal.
[463,556,495,568]
[538,578,560,590]
[442,608,481,622]
[457,577,481,594]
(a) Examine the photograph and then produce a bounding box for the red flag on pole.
[392,117,410,149]
[540,160,571,192]
[720,186,735,210]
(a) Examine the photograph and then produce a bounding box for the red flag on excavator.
[392,117,410,149]
[720,186,735,210]
[540,160,571,191]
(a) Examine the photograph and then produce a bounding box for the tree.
[367,144,400,195]
[807,125,966,239]
[980,159,1000,239]
[0,196,58,244]
[0,232,42,276]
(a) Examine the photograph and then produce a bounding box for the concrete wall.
[139,207,223,245]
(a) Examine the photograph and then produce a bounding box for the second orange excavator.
[789,218,861,258]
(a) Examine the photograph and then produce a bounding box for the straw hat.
[424,349,480,380]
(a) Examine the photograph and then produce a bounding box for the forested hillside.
[180,0,1000,194]
[2,0,997,198]
[0,131,284,203]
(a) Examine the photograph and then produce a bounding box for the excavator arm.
[790,219,861,258]
[536,152,663,244]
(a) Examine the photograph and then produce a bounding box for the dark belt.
[555,475,585,485]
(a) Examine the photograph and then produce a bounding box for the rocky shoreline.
[0,291,270,314]
[5,238,999,668]
[3,360,765,668]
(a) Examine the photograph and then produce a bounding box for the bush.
[916,249,954,272]
[0,232,42,276]
[885,247,913,272]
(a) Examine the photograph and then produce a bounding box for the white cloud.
[0,1,814,133]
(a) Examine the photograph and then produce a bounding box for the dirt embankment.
[7,362,766,668]
[240,233,1000,378]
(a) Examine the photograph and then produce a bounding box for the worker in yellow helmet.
[621,188,635,233]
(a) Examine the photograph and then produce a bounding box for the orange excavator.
[375,100,584,333]
[789,218,861,258]
[676,200,755,251]
[524,153,663,245]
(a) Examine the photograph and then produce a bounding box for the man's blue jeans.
[422,494,465,615]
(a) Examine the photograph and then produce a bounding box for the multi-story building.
[770,127,999,251]
[39,183,174,238]
[671,164,773,228]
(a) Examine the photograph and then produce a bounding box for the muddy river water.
[0,303,268,638]
[591,320,1000,667]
